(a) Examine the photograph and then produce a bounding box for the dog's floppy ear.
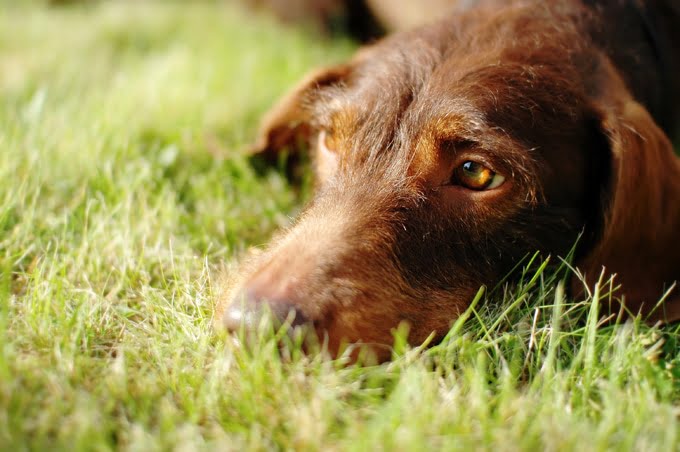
[248,63,352,168]
[581,93,680,322]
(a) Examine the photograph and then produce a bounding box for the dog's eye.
[453,161,505,190]
[318,129,339,154]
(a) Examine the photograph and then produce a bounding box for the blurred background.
[5,0,462,40]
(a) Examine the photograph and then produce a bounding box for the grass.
[0,2,679,450]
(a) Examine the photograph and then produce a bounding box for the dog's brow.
[422,113,481,138]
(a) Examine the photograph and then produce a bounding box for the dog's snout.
[222,288,310,334]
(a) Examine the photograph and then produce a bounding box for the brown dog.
[219,0,680,361]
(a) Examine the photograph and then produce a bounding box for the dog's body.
[221,0,680,361]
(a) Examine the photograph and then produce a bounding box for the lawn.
[1,2,679,450]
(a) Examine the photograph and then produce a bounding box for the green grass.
[1,2,679,450]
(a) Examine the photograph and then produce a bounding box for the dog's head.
[219,6,680,360]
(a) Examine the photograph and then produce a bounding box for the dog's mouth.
[217,253,469,364]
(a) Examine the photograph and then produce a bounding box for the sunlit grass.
[0,2,678,450]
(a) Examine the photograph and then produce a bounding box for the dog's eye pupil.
[454,161,503,190]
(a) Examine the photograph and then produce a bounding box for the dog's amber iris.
[454,161,504,190]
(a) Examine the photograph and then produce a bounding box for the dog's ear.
[581,94,680,322]
[248,64,353,172]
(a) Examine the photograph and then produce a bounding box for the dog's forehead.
[330,35,590,162]
[318,41,496,169]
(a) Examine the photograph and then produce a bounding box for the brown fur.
[219,0,680,361]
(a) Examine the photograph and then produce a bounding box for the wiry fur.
[218,0,680,361]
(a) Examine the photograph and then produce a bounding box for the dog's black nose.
[222,290,309,334]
